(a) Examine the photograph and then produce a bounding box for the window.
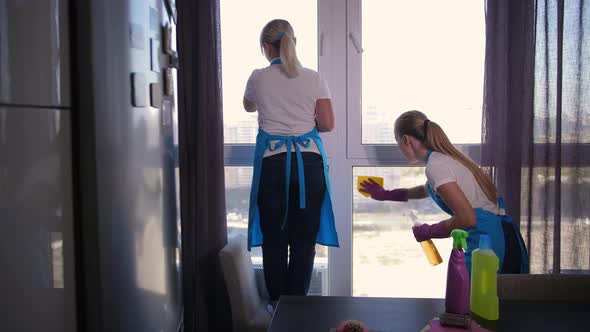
[221,0,486,297]
[359,1,484,145]
[345,0,485,160]
[224,166,262,261]
[325,0,486,296]
[352,167,451,298]
[520,167,590,273]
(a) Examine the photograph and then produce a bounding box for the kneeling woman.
[361,110,528,273]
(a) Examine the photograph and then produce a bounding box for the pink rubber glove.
[359,179,409,202]
[412,220,450,242]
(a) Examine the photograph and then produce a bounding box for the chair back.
[219,236,265,330]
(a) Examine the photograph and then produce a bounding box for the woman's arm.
[360,181,427,202]
[437,182,477,230]
[315,98,335,132]
[407,185,428,200]
[412,182,476,242]
[243,97,257,112]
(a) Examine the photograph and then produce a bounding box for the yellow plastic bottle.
[470,235,499,320]
[411,220,443,266]
[420,239,443,266]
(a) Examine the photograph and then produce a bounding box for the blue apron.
[425,150,529,273]
[247,128,339,250]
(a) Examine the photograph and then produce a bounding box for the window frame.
[223,0,487,296]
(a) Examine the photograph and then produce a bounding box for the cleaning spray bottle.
[421,238,443,266]
[407,210,442,266]
[411,220,443,266]
[445,229,470,315]
[470,234,499,320]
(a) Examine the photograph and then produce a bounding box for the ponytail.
[260,19,301,78]
[279,33,300,78]
[425,121,497,203]
[395,110,498,204]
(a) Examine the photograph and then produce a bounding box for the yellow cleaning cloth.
[357,176,384,197]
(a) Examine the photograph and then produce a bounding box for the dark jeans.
[258,152,326,301]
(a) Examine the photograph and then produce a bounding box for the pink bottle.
[445,229,470,315]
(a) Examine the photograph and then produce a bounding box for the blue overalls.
[425,150,529,273]
[247,128,339,250]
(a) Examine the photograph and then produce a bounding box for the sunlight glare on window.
[361,0,485,144]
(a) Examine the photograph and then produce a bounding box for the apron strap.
[283,139,293,228]
[294,136,311,211]
[265,134,313,230]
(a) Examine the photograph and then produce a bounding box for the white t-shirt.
[426,152,498,214]
[244,64,331,156]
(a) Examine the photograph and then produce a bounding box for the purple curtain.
[483,0,590,274]
[177,0,232,331]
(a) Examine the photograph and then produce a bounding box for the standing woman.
[244,19,339,302]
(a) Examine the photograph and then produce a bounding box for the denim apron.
[247,128,339,250]
[425,150,529,273]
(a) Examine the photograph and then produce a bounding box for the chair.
[219,235,272,332]
[498,274,590,302]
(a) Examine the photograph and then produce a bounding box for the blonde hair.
[394,110,498,203]
[260,19,301,78]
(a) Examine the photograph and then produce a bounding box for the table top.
[268,296,590,332]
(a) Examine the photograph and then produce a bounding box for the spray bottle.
[421,239,443,266]
[445,229,470,315]
[411,219,443,266]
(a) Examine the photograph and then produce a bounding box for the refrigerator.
[72,0,182,331]
[0,0,76,331]
[0,0,183,331]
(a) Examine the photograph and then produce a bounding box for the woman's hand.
[412,221,450,242]
[359,179,409,202]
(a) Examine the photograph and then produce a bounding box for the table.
[268,296,589,332]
